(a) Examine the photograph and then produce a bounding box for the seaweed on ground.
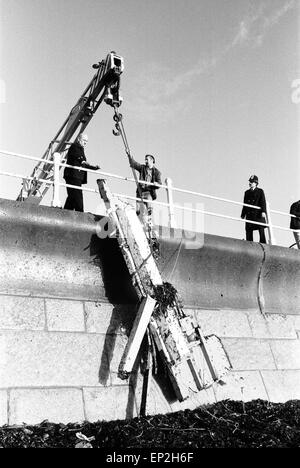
[1,399,300,448]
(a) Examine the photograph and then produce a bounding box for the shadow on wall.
[97,305,136,385]
[96,304,145,419]
[88,224,138,304]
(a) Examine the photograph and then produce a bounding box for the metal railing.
[0,148,299,248]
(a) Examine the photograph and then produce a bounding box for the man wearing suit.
[241,175,267,244]
[63,133,100,212]
[290,199,300,249]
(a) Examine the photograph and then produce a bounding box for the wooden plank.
[116,205,163,290]
[118,296,157,376]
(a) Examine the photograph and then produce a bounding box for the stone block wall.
[1,294,300,426]
[191,308,300,403]
[0,294,137,425]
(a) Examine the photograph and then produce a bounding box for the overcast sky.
[0,0,299,246]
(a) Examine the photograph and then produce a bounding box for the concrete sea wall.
[0,198,300,425]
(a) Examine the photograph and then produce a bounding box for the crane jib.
[17,51,124,202]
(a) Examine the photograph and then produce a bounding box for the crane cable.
[112,106,144,200]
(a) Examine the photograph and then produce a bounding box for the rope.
[168,238,183,283]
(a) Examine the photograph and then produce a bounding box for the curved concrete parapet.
[261,244,300,314]
[157,228,300,314]
[0,198,299,313]
[0,198,137,303]
[157,231,264,310]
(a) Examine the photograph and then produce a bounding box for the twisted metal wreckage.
[97,178,231,412]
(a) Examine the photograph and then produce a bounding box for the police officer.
[241,175,267,243]
[290,199,300,249]
[63,133,100,212]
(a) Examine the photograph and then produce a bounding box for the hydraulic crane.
[17,51,124,203]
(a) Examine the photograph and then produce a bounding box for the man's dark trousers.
[64,179,83,212]
[246,224,266,243]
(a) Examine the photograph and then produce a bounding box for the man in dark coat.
[290,200,300,249]
[64,133,100,212]
[241,175,267,243]
[129,154,162,221]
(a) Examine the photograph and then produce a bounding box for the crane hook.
[113,112,123,123]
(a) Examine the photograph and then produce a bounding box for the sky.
[0,0,299,246]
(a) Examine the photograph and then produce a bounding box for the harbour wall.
[0,198,299,425]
